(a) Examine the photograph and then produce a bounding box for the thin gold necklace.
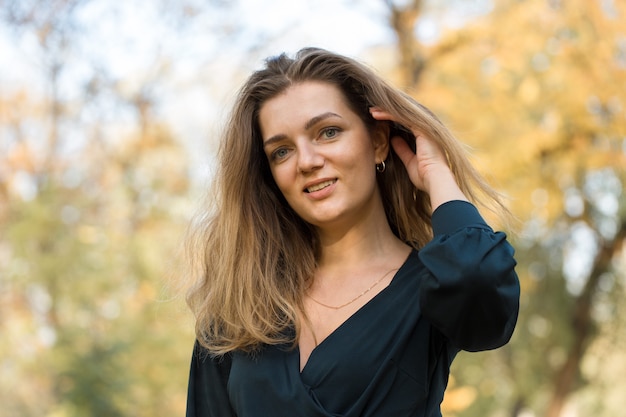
[307,268,398,310]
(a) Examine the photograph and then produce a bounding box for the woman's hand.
[370,107,469,211]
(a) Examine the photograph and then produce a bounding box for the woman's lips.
[305,179,337,193]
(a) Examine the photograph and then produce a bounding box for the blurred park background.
[1,0,625,416]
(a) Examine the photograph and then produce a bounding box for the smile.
[305,179,336,193]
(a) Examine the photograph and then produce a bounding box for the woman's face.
[259,81,388,231]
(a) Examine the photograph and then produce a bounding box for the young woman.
[184,47,520,416]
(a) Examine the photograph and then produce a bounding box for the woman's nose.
[297,141,324,173]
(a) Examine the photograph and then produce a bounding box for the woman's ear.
[372,121,391,162]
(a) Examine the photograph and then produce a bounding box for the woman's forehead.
[259,82,352,132]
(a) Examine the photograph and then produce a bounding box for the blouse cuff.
[431,200,491,236]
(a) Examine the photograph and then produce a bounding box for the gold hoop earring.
[376,161,386,173]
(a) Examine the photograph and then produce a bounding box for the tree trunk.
[545,225,626,417]
[385,0,426,88]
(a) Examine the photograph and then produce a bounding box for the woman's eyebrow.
[263,134,287,149]
[264,112,343,148]
[304,112,342,130]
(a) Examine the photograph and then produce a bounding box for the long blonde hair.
[185,47,508,355]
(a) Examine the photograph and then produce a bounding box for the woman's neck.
[315,219,410,274]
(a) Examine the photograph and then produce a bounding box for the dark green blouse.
[186,201,520,417]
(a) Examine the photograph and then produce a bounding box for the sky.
[1,0,389,164]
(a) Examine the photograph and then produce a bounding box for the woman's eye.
[272,148,289,160]
[322,127,339,139]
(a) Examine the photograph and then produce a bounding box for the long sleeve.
[186,341,236,417]
[418,200,520,352]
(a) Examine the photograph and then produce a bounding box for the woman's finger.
[391,136,415,166]
[369,107,399,123]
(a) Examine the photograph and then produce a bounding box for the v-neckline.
[297,250,416,374]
